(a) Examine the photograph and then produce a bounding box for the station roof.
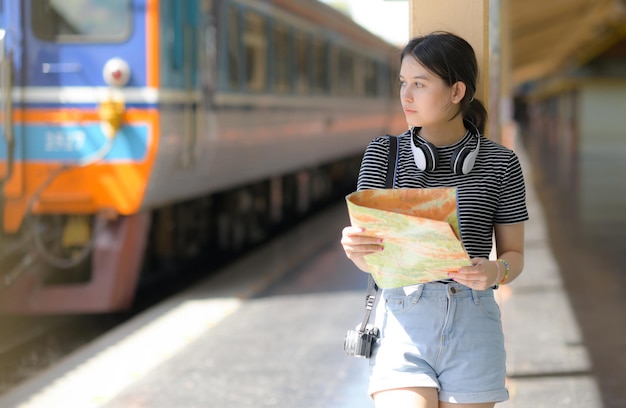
[510,0,626,86]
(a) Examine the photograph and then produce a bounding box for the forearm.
[496,250,524,284]
[350,258,374,274]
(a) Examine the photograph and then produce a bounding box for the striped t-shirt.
[356,130,529,259]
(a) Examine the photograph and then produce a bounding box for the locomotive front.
[0,0,159,313]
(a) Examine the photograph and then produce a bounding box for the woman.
[341,32,528,407]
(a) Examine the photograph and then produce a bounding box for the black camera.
[344,325,380,358]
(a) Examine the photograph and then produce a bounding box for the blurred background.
[0,0,625,407]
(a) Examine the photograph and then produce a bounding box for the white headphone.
[410,120,480,175]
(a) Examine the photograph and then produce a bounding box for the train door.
[160,0,200,169]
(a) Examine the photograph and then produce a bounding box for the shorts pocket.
[477,296,502,321]
[382,286,425,315]
[384,296,406,313]
[383,294,420,314]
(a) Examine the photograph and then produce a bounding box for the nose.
[400,87,412,102]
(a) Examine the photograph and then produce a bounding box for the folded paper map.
[346,188,471,288]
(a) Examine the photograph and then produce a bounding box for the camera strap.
[359,134,397,332]
[385,134,398,192]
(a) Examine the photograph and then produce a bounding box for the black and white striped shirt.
[356,130,529,259]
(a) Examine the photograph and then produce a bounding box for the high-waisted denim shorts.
[368,281,509,404]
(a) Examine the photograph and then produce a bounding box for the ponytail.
[464,98,488,134]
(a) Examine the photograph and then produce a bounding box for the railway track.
[0,314,126,395]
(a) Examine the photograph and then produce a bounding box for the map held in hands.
[346,188,471,288]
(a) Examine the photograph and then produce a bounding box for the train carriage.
[0,0,405,314]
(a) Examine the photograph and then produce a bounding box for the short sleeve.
[494,152,529,224]
[356,136,390,191]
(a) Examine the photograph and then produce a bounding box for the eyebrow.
[399,74,430,80]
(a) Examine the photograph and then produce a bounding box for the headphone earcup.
[451,146,470,175]
[413,141,438,172]
[451,145,478,174]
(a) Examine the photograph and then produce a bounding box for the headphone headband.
[410,122,480,175]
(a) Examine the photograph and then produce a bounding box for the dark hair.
[400,31,487,134]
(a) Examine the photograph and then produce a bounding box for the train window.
[338,49,355,97]
[31,0,131,42]
[228,6,241,90]
[385,63,398,99]
[168,0,184,71]
[294,32,310,94]
[272,23,290,94]
[311,39,328,94]
[374,63,387,98]
[243,11,267,92]
[363,59,378,97]
[329,46,340,95]
[352,54,365,96]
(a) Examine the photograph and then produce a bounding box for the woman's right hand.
[340,226,383,273]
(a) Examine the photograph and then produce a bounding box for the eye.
[399,80,406,88]
[415,82,424,88]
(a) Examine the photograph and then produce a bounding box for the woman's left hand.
[449,258,499,290]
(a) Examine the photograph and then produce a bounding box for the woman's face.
[399,56,460,129]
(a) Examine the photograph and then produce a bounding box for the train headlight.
[103,57,131,87]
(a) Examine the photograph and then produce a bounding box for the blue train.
[0,0,405,313]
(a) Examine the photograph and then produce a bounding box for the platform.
[0,136,615,408]
[497,139,603,408]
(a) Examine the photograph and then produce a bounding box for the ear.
[451,81,467,104]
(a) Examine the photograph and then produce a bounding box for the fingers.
[449,275,491,290]
[456,258,487,274]
[342,225,365,235]
[341,226,384,258]
[449,258,495,290]
[341,227,380,245]
[341,226,377,239]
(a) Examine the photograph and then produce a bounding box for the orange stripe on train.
[1,110,160,233]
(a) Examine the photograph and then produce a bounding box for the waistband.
[382,281,494,300]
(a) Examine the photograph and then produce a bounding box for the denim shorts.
[368,281,509,404]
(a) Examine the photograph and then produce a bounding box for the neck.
[415,119,467,147]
